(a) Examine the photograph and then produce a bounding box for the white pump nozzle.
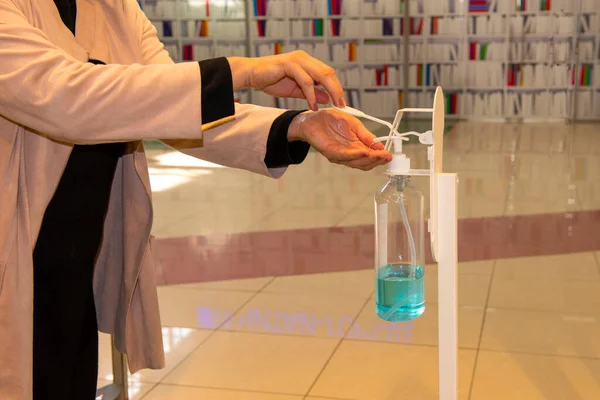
[392,137,404,153]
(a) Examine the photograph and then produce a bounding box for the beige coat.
[0,0,288,397]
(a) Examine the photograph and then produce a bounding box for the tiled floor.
[98,121,600,399]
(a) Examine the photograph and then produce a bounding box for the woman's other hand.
[227,51,345,111]
[287,109,392,171]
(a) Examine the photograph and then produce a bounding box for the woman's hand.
[287,109,392,171]
[227,52,345,111]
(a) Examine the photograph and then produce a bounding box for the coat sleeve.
[0,0,205,144]
[136,3,291,178]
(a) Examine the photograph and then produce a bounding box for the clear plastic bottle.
[374,175,425,322]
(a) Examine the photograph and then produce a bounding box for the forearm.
[226,56,255,92]
[163,103,289,177]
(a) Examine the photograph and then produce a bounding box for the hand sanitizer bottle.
[374,138,425,322]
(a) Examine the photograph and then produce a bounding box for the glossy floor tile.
[424,270,492,307]
[96,379,155,399]
[351,301,485,349]
[143,385,304,399]
[493,252,599,281]
[480,308,600,358]
[98,328,212,384]
[176,276,274,292]
[222,291,367,338]
[488,276,600,314]
[161,331,340,394]
[157,286,256,329]
[471,351,600,400]
[308,340,477,400]
[262,269,374,298]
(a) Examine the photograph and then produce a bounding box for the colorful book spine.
[417,64,424,86]
[331,19,341,36]
[162,21,173,37]
[382,18,393,36]
[469,42,489,60]
[328,0,341,15]
[431,17,439,35]
[469,0,489,12]
[253,0,267,17]
[183,45,194,61]
[575,65,593,86]
[348,42,357,62]
[374,66,390,86]
[312,19,324,37]
[256,20,266,37]
[198,20,209,37]
[541,0,551,10]
[410,18,423,35]
[445,93,458,115]
[507,64,516,86]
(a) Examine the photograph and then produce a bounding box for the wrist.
[226,56,254,91]
[287,110,313,142]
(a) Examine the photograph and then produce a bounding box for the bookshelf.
[139,0,600,121]
[140,0,250,102]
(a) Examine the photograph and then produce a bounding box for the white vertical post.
[436,173,458,400]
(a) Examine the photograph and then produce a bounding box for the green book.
[480,43,488,60]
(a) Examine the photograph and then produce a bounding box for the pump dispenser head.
[387,137,411,175]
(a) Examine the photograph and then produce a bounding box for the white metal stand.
[436,173,458,400]
[342,86,458,400]
[429,87,459,400]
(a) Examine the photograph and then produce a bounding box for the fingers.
[367,149,392,160]
[358,129,385,151]
[292,51,345,108]
[343,114,386,150]
[306,63,345,107]
[327,146,391,170]
[284,84,330,104]
[315,87,331,104]
[328,147,369,162]
[339,154,389,171]
[285,63,319,111]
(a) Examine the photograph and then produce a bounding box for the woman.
[0,0,391,398]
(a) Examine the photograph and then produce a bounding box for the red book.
[376,69,381,86]
[384,65,389,86]
[205,0,210,17]
[452,94,458,114]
